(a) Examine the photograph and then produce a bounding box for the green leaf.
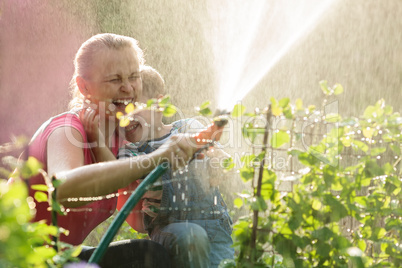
[52,179,63,188]
[389,144,401,155]
[319,80,330,95]
[283,106,294,119]
[324,113,342,123]
[351,140,369,152]
[234,198,243,208]
[288,215,302,231]
[323,194,348,221]
[162,104,177,117]
[146,98,158,107]
[240,167,254,182]
[295,151,320,167]
[250,196,268,211]
[279,97,290,108]
[28,246,57,264]
[370,147,386,156]
[52,200,65,215]
[364,160,384,178]
[312,199,322,210]
[357,240,366,251]
[199,100,211,110]
[231,104,246,118]
[384,105,393,115]
[333,83,344,95]
[295,99,303,111]
[222,157,234,170]
[196,101,212,116]
[316,241,331,257]
[31,184,48,192]
[20,157,43,179]
[271,130,290,148]
[374,227,386,240]
[340,136,352,147]
[362,127,375,138]
[363,105,375,119]
[158,95,171,106]
[332,236,351,250]
[198,107,212,116]
[331,181,343,191]
[308,105,316,113]
[278,224,293,236]
[34,191,48,203]
[312,227,333,241]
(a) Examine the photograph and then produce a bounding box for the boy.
[83,65,234,267]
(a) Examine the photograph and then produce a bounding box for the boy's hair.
[141,65,165,99]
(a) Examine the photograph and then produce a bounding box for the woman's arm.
[47,127,195,208]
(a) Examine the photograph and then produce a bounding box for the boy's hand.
[80,107,104,147]
[80,106,117,163]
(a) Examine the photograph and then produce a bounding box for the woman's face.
[83,46,142,119]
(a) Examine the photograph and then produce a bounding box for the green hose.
[88,164,168,264]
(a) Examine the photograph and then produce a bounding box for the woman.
[27,33,197,267]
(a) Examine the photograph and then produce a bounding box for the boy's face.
[124,94,153,143]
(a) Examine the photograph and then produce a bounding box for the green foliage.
[230,83,402,267]
[196,100,213,116]
[0,179,81,267]
[117,95,178,126]
[232,104,246,118]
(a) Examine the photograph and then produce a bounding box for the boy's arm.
[80,107,116,162]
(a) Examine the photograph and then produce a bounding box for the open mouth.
[112,99,134,110]
[125,122,140,134]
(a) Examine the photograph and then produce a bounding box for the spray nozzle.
[212,109,230,128]
[193,109,229,151]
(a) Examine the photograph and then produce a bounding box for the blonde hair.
[140,65,165,99]
[68,33,145,109]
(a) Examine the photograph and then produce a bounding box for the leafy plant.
[225,82,401,267]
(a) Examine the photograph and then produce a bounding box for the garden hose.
[88,163,168,264]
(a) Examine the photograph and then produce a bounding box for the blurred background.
[1,0,401,146]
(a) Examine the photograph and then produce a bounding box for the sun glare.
[204,0,339,111]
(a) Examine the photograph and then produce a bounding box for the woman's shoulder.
[31,111,83,142]
[28,111,87,169]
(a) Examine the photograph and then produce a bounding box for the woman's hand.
[157,134,198,170]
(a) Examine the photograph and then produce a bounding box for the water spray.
[88,110,229,264]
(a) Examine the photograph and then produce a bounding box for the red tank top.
[28,111,117,245]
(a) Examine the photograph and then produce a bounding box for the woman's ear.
[76,76,89,96]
